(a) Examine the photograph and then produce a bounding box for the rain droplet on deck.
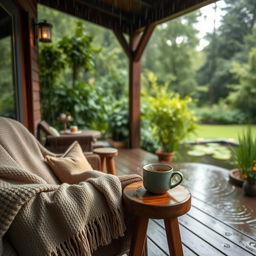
[225,232,232,236]
[249,242,256,248]
[223,243,230,248]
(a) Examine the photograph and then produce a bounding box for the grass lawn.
[189,124,256,141]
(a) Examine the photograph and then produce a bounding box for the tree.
[229,48,256,121]
[58,21,99,87]
[143,12,200,97]
[198,0,256,104]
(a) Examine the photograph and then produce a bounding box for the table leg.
[142,238,148,256]
[164,218,183,256]
[100,156,106,172]
[106,157,116,175]
[129,217,149,256]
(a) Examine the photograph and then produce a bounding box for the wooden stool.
[93,147,118,175]
[123,181,191,256]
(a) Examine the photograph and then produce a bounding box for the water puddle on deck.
[178,163,256,230]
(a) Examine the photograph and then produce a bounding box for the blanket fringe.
[51,208,126,256]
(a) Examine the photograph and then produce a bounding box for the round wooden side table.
[93,147,118,175]
[123,181,191,256]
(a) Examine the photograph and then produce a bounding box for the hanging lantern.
[38,20,52,43]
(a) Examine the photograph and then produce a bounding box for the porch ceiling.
[38,0,216,34]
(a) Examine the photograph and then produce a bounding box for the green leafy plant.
[145,84,197,152]
[39,22,107,132]
[58,21,99,87]
[39,44,65,124]
[54,82,106,129]
[108,98,129,142]
[233,127,256,183]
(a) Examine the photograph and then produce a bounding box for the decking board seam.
[181,214,256,256]
[147,236,169,256]
[186,210,256,255]
[152,219,227,256]
[153,219,228,256]
[191,199,256,242]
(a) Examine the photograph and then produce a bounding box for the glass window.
[0,6,17,118]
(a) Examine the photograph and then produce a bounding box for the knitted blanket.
[0,166,140,256]
[0,117,141,256]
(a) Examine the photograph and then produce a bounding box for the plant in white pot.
[145,85,197,162]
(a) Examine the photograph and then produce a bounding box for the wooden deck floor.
[115,149,256,256]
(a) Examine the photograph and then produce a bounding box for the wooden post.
[114,24,155,148]
[129,31,141,148]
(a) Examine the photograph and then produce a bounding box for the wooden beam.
[113,30,132,59]
[39,0,132,34]
[133,0,217,31]
[134,0,153,8]
[77,0,131,22]
[134,24,155,61]
[129,31,141,148]
[114,25,155,148]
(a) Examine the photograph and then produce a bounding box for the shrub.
[108,98,129,142]
[196,105,247,124]
[143,85,197,152]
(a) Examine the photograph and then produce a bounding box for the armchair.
[0,117,140,256]
[37,120,99,153]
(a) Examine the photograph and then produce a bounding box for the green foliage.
[233,127,256,183]
[229,48,256,121]
[198,0,256,105]
[54,82,96,126]
[144,84,197,152]
[58,21,99,86]
[0,36,16,118]
[108,98,129,141]
[196,104,246,124]
[140,98,158,153]
[94,71,127,100]
[143,12,200,97]
[39,44,65,124]
[39,22,108,132]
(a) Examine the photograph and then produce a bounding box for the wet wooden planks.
[116,149,256,256]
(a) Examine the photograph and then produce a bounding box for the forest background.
[1,0,256,151]
[39,0,256,150]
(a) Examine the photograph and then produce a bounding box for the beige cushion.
[45,141,93,183]
[49,126,60,136]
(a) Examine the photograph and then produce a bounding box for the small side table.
[123,181,191,256]
[93,147,118,175]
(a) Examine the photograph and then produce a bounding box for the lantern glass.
[38,21,52,43]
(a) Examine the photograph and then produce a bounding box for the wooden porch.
[116,149,256,256]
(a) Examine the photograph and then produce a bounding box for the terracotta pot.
[243,180,256,197]
[107,138,127,149]
[155,150,175,163]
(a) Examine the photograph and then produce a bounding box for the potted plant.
[108,98,129,148]
[145,86,197,162]
[232,127,256,196]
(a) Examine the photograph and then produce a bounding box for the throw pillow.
[45,141,93,183]
[49,126,60,136]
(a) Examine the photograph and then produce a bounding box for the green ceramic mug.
[143,163,183,194]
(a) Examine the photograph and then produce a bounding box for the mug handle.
[169,171,183,189]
